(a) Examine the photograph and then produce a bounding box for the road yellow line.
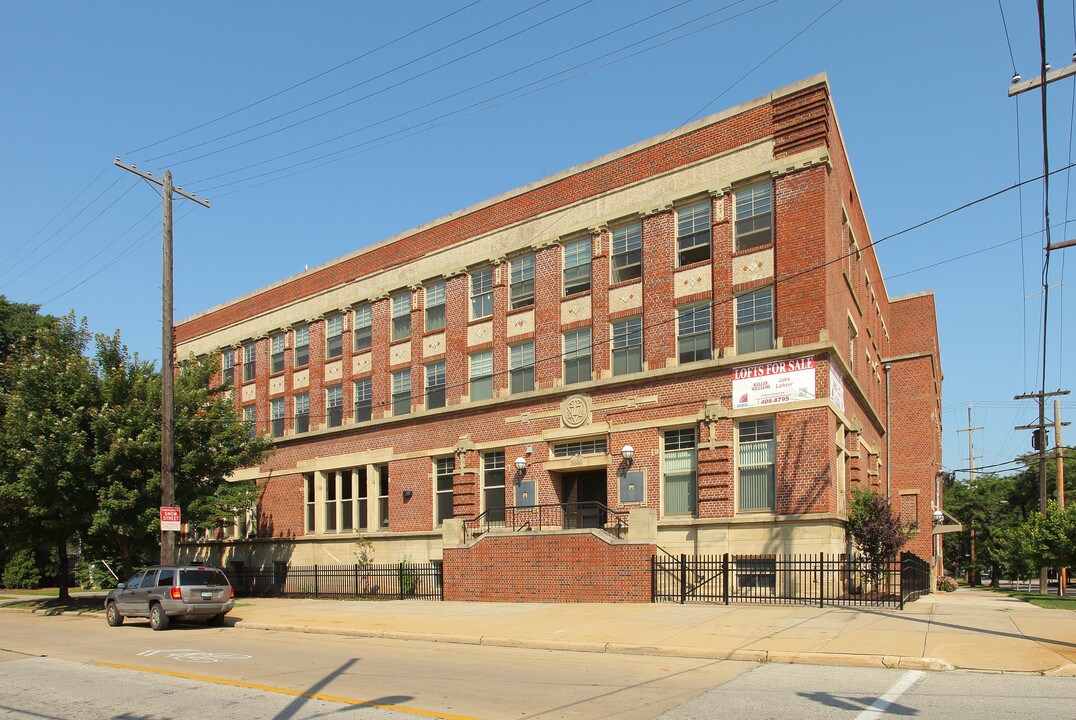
[95,662,482,720]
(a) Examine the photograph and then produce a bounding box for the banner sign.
[829,362,846,414]
[733,357,817,409]
[160,506,181,532]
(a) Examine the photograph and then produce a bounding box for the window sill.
[506,304,535,316]
[608,277,642,291]
[561,289,592,302]
[468,316,493,326]
[733,242,774,258]
[675,259,712,273]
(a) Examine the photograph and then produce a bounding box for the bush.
[2,549,41,589]
[936,575,958,592]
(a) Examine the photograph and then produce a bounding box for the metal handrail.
[466,501,628,538]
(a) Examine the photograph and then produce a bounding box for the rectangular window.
[270,333,285,374]
[221,350,234,388]
[294,392,310,433]
[304,473,316,533]
[326,314,343,359]
[354,377,372,422]
[392,369,411,416]
[562,236,592,295]
[324,471,338,532]
[552,438,607,457]
[482,451,506,522]
[563,327,592,384]
[391,292,411,342]
[611,222,642,283]
[469,350,493,401]
[242,342,256,383]
[664,428,697,515]
[425,281,446,332]
[677,200,711,265]
[353,305,372,352]
[509,254,535,309]
[738,418,776,511]
[677,303,712,363]
[425,361,446,409]
[270,397,285,437]
[471,268,493,319]
[340,469,354,531]
[509,341,535,394]
[243,405,256,438]
[294,325,310,366]
[326,384,343,428]
[612,316,642,375]
[736,287,774,353]
[377,465,389,529]
[356,467,368,530]
[435,457,455,525]
[735,181,773,251]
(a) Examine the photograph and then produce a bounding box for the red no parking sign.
[160,506,181,532]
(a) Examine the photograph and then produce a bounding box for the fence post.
[314,565,319,598]
[650,556,656,603]
[899,552,906,610]
[354,563,359,597]
[399,562,404,600]
[679,554,687,605]
[819,553,824,608]
[439,561,445,602]
[722,553,730,605]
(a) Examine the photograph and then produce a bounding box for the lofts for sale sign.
[733,357,817,409]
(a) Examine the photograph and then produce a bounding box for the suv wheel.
[106,602,124,627]
[149,603,170,631]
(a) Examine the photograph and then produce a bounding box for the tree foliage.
[848,486,906,582]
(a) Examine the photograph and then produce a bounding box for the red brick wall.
[443,533,654,602]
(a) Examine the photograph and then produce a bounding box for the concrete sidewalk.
[5,588,1074,675]
[223,588,1076,676]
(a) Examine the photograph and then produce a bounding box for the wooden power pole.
[113,159,210,565]
[1055,400,1068,595]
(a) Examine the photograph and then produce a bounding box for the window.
[270,397,284,437]
[612,316,642,375]
[243,405,256,437]
[339,469,354,531]
[677,303,712,363]
[391,292,411,342]
[156,568,175,587]
[377,465,389,528]
[509,341,535,394]
[324,471,338,532]
[242,342,256,383]
[469,350,493,401]
[735,181,773,251]
[326,384,343,428]
[425,282,446,332]
[356,467,368,530]
[435,457,455,525]
[326,314,343,359]
[562,236,592,295]
[611,222,642,283]
[677,200,711,265]
[509,254,535,309]
[354,378,372,422]
[471,268,493,319]
[271,333,285,374]
[563,328,592,384]
[738,418,775,511]
[294,392,310,433]
[552,438,607,457]
[353,305,372,352]
[392,369,411,416]
[482,451,506,522]
[664,428,697,515]
[426,361,446,409]
[221,350,234,388]
[294,325,310,366]
[305,473,315,533]
[736,287,774,353]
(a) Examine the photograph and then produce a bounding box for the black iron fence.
[466,501,628,538]
[653,551,930,609]
[230,562,443,601]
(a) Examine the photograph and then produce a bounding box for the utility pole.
[957,406,983,585]
[1054,400,1068,595]
[1015,389,1069,594]
[113,159,210,565]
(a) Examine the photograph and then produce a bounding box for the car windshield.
[179,569,229,586]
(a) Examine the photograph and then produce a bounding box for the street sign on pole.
[160,507,181,532]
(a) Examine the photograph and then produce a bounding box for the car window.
[156,568,175,587]
[179,569,229,586]
[126,571,146,589]
[139,571,158,588]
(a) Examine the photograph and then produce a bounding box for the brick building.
[175,74,943,598]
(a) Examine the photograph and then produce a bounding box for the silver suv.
[104,566,235,631]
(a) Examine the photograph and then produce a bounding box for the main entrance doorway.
[560,470,607,528]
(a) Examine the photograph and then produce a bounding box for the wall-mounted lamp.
[402,489,413,500]
[621,445,635,466]
[931,505,944,526]
[514,457,527,474]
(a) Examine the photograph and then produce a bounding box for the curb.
[232,620,955,672]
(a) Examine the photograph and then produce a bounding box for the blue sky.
[1,1,1074,476]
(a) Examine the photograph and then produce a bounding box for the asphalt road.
[1,612,1074,719]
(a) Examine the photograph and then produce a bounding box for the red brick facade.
[177,75,942,594]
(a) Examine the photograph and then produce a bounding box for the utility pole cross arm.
[113,158,211,208]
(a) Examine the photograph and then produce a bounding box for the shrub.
[2,549,41,589]
[936,575,958,592]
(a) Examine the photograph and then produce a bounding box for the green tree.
[848,486,907,585]
[0,314,100,599]
[941,474,1021,586]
